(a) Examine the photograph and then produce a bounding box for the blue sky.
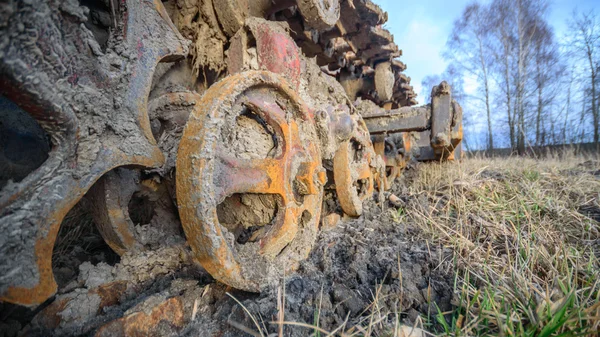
[373,0,600,103]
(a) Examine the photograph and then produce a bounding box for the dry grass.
[404,153,600,336]
[53,200,97,259]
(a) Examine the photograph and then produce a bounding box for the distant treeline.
[468,142,600,158]
[422,0,600,154]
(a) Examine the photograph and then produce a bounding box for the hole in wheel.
[0,95,51,191]
[217,193,282,244]
[355,178,370,199]
[386,167,394,179]
[128,191,156,226]
[293,179,306,204]
[350,138,365,162]
[299,210,312,228]
[53,199,119,289]
[78,0,112,52]
[221,107,281,160]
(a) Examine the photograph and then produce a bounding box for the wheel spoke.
[259,207,297,258]
[214,155,286,203]
[243,91,288,134]
[355,161,372,181]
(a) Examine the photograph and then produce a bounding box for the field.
[393,154,600,336]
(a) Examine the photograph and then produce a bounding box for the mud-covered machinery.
[0,0,463,307]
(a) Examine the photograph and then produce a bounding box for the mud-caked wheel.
[87,92,198,256]
[88,168,180,256]
[177,71,325,292]
[333,118,375,217]
[213,0,248,37]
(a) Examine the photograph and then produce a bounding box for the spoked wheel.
[333,118,375,217]
[177,71,325,292]
[88,92,198,255]
[297,0,341,30]
[88,168,179,255]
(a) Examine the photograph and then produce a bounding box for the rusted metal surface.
[449,100,464,160]
[213,0,249,37]
[374,61,395,102]
[228,19,302,89]
[148,91,200,174]
[0,0,188,306]
[88,169,143,256]
[177,71,324,292]
[94,297,184,337]
[364,81,464,163]
[87,168,178,256]
[430,82,453,155]
[362,106,431,135]
[333,119,375,217]
[399,132,412,168]
[85,91,198,256]
[0,0,467,311]
[420,82,464,161]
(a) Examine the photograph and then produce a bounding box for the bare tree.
[490,0,517,149]
[493,0,550,154]
[437,0,584,151]
[445,2,495,150]
[563,68,575,144]
[421,65,465,103]
[421,74,442,102]
[444,64,466,104]
[532,21,561,146]
[568,11,600,146]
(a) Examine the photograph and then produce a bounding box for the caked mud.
[0,169,455,337]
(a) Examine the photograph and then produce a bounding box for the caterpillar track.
[0,0,463,323]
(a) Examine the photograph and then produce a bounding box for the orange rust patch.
[94,297,184,337]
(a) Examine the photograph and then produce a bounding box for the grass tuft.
[406,153,600,336]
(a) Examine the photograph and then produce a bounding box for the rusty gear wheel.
[177,71,325,292]
[333,118,375,217]
[297,0,341,30]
